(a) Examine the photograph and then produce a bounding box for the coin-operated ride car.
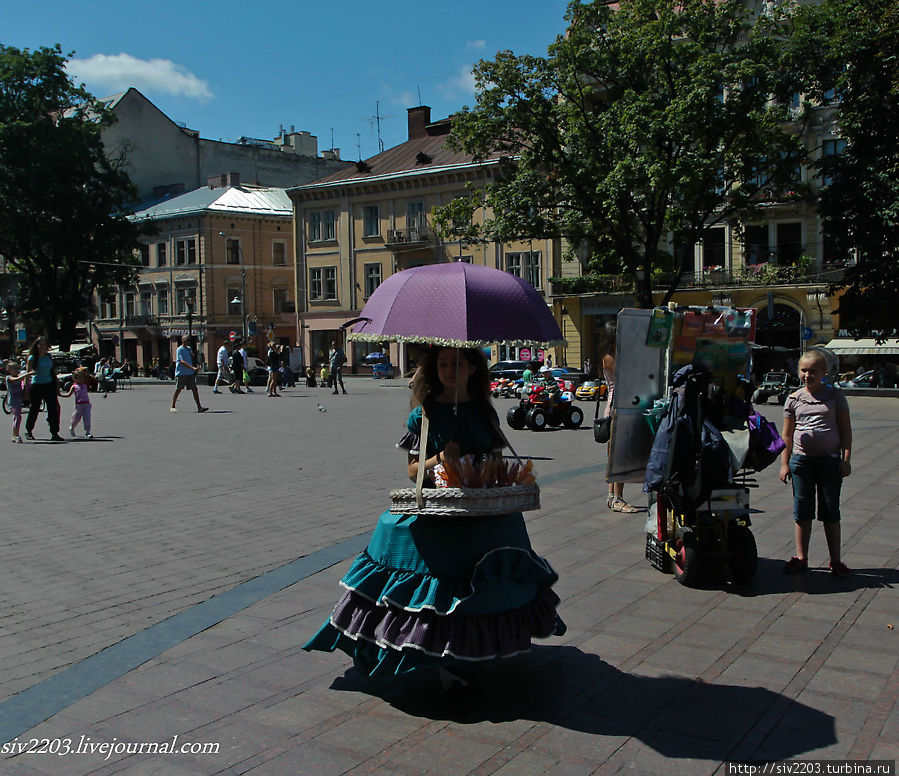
[506,383,585,431]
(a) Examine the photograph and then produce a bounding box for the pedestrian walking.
[60,367,94,438]
[267,343,281,397]
[229,345,245,394]
[329,339,347,395]
[24,336,64,441]
[239,342,254,392]
[5,359,33,443]
[780,350,852,577]
[212,342,231,394]
[170,336,208,413]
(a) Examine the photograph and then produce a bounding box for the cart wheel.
[564,405,584,429]
[673,529,700,587]
[1,393,10,416]
[726,524,758,584]
[526,407,547,431]
[506,405,526,430]
[751,389,767,405]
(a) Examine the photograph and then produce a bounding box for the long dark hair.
[410,347,492,416]
[28,336,47,365]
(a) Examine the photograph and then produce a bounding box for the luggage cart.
[608,305,761,587]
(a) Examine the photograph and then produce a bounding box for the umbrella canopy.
[347,262,565,348]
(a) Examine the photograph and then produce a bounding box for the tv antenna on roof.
[368,100,392,154]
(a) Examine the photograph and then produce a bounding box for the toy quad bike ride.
[506,382,584,431]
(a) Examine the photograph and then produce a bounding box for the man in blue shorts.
[170,336,208,413]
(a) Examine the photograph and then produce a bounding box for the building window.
[323,210,335,240]
[505,251,542,289]
[364,263,382,298]
[157,289,169,316]
[363,205,380,237]
[138,244,150,266]
[273,289,290,314]
[324,266,337,299]
[776,222,802,265]
[673,240,695,276]
[744,225,769,265]
[407,200,425,229]
[272,241,287,266]
[309,267,337,300]
[102,295,117,319]
[140,291,153,316]
[176,238,197,265]
[227,288,240,316]
[157,242,167,267]
[820,138,847,186]
[309,269,322,301]
[175,288,193,314]
[226,238,241,265]
[309,211,322,242]
[124,292,136,318]
[702,228,726,269]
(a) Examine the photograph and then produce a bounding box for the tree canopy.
[434,0,806,307]
[0,44,142,348]
[787,0,899,339]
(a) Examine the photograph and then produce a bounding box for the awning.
[823,338,899,356]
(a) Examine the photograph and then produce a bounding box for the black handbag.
[593,399,611,443]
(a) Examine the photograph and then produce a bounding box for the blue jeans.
[789,453,842,523]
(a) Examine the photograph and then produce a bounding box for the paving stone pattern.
[0,381,897,775]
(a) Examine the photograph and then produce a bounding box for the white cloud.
[66,54,213,101]
[437,65,476,99]
[466,40,486,50]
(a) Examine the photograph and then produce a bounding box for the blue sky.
[3,0,571,160]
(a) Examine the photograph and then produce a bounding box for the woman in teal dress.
[304,347,566,680]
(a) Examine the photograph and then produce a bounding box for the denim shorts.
[789,453,842,523]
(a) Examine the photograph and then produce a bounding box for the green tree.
[0,44,142,348]
[787,0,899,339]
[434,0,805,308]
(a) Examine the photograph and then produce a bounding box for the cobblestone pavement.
[0,380,896,775]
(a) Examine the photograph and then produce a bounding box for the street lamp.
[185,294,194,340]
[221,232,247,341]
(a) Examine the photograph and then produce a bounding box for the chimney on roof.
[407,105,431,140]
[207,172,241,189]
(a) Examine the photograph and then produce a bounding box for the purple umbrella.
[347,262,565,347]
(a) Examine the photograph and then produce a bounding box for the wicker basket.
[388,483,540,516]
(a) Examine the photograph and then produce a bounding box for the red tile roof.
[291,112,502,191]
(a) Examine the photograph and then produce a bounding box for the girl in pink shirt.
[60,367,93,439]
[779,351,852,577]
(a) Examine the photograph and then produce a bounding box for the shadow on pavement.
[736,557,899,596]
[330,645,836,762]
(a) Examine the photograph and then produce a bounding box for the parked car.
[247,366,269,386]
[752,371,799,405]
[575,380,608,401]
[488,360,531,380]
[551,367,587,386]
[835,369,890,388]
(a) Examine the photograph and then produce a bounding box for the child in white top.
[5,360,33,443]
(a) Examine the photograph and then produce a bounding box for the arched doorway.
[753,302,801,378]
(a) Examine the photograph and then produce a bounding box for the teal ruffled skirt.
[303,509,566,677]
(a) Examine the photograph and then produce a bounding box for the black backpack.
[644,364,733,514]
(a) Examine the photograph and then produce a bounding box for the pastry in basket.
[304,346,566,684]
